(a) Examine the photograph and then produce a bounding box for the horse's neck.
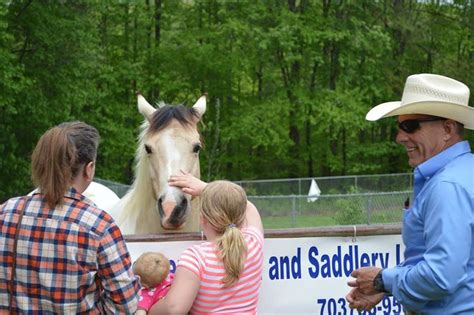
[113,153,160,234]
[114,190,159,234]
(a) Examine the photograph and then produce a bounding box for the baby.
[133,252,174,314]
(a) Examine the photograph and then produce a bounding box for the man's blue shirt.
[383,140,474,313]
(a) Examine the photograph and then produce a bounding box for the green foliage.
[0,2,33,201]
[333,198,365,226]
[1,1,473,201]
[333,186,365,225]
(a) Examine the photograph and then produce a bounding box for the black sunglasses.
[398,117,446,134]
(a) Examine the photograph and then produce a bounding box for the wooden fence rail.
[124,223,402,243]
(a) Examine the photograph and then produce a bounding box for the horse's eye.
[193,144,201,153]
[145,144,153,154]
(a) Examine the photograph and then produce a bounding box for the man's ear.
[443,120,458,141]
[84,161,95,181]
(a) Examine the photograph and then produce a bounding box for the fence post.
[292,195,296,228]
[298,179,302,215]
[367,195,372,225]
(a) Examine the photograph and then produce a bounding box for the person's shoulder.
[242,225,263,235]
[180,243,199,256]
[184,242,211,256]
[449,150,474,166]
[242,226,264,245]
[178,244,207,270]
[2,196,23,204]
[0,196,23,211]
[180,242,215,264]
[69,198,118,237]
[437,155,474,187]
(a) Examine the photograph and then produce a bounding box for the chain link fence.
[95,173,413,228]
[235,173,412,228]
[235,173,412,196]
[249,191,411,229]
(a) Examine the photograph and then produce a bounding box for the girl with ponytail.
[149,174,264,315]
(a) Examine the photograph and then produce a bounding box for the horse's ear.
[137,93,156,121]
[192,94,206,120]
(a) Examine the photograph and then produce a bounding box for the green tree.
[0,1,32,201]
[1,0,472,201]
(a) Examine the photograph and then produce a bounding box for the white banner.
[127,234,405,315]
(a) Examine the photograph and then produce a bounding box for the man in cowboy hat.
[345,73,474,314]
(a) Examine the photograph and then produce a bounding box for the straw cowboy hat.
[366,73,474,129]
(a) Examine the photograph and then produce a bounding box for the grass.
[261,209,404,229]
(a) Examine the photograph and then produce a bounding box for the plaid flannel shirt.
[0,188,139,313]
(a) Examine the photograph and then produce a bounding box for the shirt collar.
[415,140,471,180]
[66,186,87,201]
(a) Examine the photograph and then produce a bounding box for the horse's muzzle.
[158,198,188,230]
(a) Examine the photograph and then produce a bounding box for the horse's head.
[137,93,206,230]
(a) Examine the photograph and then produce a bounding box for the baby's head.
[133,252,170,288]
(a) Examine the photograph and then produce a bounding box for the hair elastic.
[228,223,237,229]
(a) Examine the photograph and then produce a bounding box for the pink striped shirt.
[178,226,264,314]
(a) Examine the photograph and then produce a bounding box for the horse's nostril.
[158,197,163,203]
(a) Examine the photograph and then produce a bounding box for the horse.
[83,181,121,211]
[28,182,120,211]
[107,93,206,235]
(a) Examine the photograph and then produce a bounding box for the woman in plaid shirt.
[0,121,139,313]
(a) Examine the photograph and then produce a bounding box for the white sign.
[127,234,405,314]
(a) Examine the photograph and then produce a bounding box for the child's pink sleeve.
[137,273,174,311]
[137,287,155,311]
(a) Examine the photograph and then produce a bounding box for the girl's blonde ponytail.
[200,181,248,287]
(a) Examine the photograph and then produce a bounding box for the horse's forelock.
[148,105,199,133]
